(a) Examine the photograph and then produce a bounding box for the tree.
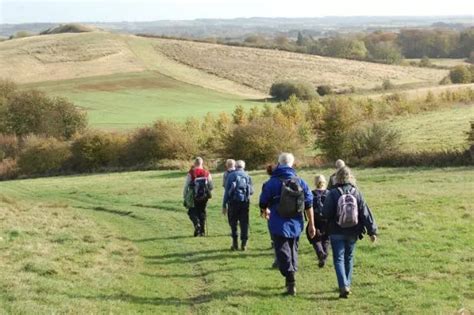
[296,32,305,46]
[232,105,247,125]
[269,81,316,101]
[450,65,472,84]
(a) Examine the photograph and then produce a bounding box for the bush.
[439,75,452,85]
[5,90,86,139]
[0,134,19,160]
[270,81,316,101]
[317,85,333,96]
[449,65,472,84]
[0,158,18,180]
[17,136,71,175]
[382,79,395,90]
[365,150,472,167]
[71,131,127,171]
[351,123,401,160]
[125,121,197,165]
[222,118,305,169]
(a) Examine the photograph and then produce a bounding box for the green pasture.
[0,167,472,313]
[388,105,474,152]
[23,71,262,130]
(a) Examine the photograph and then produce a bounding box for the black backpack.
[229,174,251,203]
[193,177,210,202]
[277,177,305,218]
[312,190,327,218]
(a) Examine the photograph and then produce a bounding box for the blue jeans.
[330,234,357,289]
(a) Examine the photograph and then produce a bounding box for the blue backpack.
[229,174,251,203]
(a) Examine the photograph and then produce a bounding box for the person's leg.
[330,235,349,294]
[196,201,207,236]
[240,202,249,250]
[188,207,200,236]
[344,237,357,289]
[268,223,278,268]
[273,235,292,278]
[228,203,239,250]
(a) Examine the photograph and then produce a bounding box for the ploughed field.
[0,167,472,314]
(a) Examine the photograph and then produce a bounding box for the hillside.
[1,167,473,313]
[0,31,449,96]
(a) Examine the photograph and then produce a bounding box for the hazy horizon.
[1,0,473,24]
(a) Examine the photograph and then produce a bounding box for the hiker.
[306,174,330,268]
[327,159,346,190]
[259,153,315,296]
[322,166,377,299]
[222,160,253,251]
[264,164,279,268]
[183,157,214,237]
[222,159,236,187]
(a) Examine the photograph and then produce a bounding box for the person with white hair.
[222,159,236,187]
[322,166,377,299]
[222,160,253,251]
[183,157,214,237]
[259,153,315,296]
[327,159,346,190]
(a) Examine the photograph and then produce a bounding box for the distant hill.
[0,31,450,96]
[40,23,98,35]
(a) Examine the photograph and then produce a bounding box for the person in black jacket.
[322,166,377,299]
[306,174,330,268]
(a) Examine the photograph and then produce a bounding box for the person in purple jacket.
[259,153,315,296]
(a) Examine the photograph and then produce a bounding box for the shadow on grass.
[140,267,236,279]
[132,233,228,242]
[68,287,320,307]
[133,203,184,213]
[146,171,187,179]
[144,249,272,265]
[76,205,143,220]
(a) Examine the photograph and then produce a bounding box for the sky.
[1,0,473,24]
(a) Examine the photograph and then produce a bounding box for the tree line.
[0,80,473,180]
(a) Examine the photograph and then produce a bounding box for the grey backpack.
[277,177,305,218]
[336,187,359,228]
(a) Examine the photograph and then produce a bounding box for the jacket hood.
[271,165,296,178]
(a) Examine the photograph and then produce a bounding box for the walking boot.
[241,240,247,251]
[194,224,200,237]
[230,238,238,251]
[285,273,296,296]
[339,287,350,299]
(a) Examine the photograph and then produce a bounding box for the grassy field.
[388,105,474,152]
[24,71,261,129]
[0,167,472,314]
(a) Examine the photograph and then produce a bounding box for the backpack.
[336,187,359,228]
[312,190,326,217]
[229,174,250,203]
[194,177,210,202]
[277,177,305,218]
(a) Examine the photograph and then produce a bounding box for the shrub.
[17,136,71,175]
[222,118,304,169]
[449,65,472,84]
[71,131,127,171]
[382,79,395,90]
[125,121,197,165]
[439,75,452,85]
[5,90,86,139]
[365,150,472,167]
[0,158,18,180]
[419,56,432,67]
[0,134,19,160]
[317,97,360,161]
[351,123,401,160]
[317,85,333,96]
[270,81,316,101]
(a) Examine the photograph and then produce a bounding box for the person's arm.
[322,190,336,220]
[207,173,214,191]
[222,173,232,212]
[302,180,316,238]
[183,173,191,198]
[248,174,254,196]
[358,191,378,242]
[259,182,271,219]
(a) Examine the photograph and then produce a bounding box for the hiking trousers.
[188,200,207,234]
[273,234,299,278]
[227,201,250,241]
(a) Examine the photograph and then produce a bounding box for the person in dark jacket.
[322,166,377,299]
[222,159,236,187]
[327,159,345,190]
[259,153,315,296]
[306,174,330,268]
[222,160,253,251]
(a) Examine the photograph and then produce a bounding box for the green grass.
[388,105,474,152]
[0,167,473,313]
[23,71,262,130]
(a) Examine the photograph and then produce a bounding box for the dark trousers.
[273,234,299,279]
[306,225,330,262]
[228,201,249,241]
[188,200,207,233]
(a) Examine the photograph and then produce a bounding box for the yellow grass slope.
[0,31,450,97]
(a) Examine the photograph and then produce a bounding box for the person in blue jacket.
[222,160,253,251]
[259,153,315,296]
[322,166,378,299]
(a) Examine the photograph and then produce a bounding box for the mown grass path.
[0,167,473,313]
